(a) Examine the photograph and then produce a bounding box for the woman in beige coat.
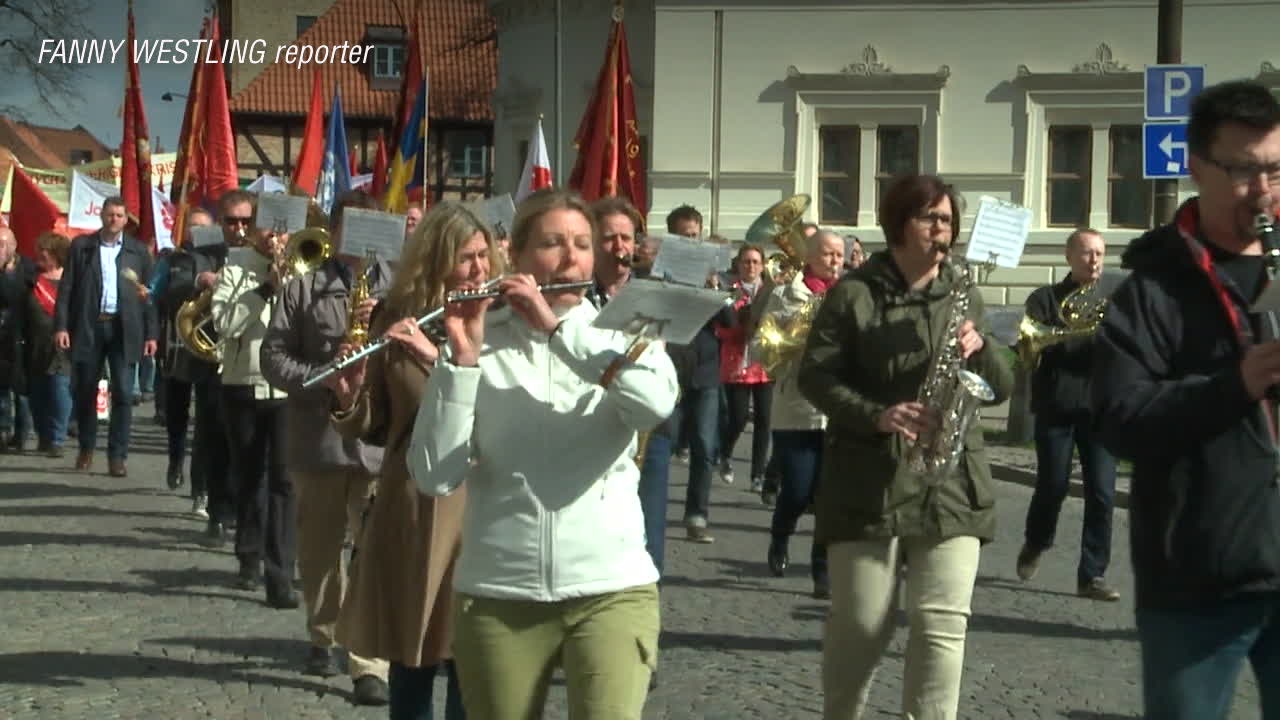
[329,202,500,720]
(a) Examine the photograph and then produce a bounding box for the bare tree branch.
[0,0,97,121]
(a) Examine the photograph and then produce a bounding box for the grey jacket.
[260,257,392,474]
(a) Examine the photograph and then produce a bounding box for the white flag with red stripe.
[515,118,552,205]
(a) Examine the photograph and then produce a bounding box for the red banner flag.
[371,130,388,198]
[568,6,648,219]
[8,168,66,260]
[388,12,423,163]
[120,0,155,250]
[291,68,325,197]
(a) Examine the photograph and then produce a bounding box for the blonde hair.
[510,188,597,256]
[381,202,502,323]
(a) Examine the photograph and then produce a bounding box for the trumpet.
[302,277,594,389]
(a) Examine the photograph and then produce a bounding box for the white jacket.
[410,300,678,602]
[211,246,286,400]
[753,272,825,432]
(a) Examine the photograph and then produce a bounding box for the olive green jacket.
[798,251,1014,545]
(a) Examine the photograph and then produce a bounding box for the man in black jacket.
[54,197,157,477]
[0,227,35,452]
[1017,228,1120,601]
[1092,80,1280,719]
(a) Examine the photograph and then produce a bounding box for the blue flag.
[317,85,351,214]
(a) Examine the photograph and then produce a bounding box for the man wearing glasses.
[1092,80,1280,719]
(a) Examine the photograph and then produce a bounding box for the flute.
[303,278,594,389]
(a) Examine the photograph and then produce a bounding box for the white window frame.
[372,44,404,79]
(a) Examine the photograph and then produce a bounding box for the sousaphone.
[745,194,810,284]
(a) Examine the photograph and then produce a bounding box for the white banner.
[153,185,175,251]
[67,170,176,250]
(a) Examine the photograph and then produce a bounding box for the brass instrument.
[755,293,821,377]
[1015,280,1107,368]
[279,227,332,283]
[904,258,996,479]
[746,194,810,285]
[176,288,222,363]
[345,249,377,346]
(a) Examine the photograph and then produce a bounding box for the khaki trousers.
[452,584,660,720]
[292,468,387,681]
[823,536,981,720]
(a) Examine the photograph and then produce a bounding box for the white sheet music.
[466,194,517,238]
[592,281,731,345]
[340,208,407,262]
[650,235,723,287]
[189,225,225,248]
[255,193,309,233]
[965,196,1031,268]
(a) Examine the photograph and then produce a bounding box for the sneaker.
[749,475,764,493]
[674,449,690,464]
[166,461,185,490]
[761,489,777,507]
[1078,577,1121,602]
[719,461,734,484]
[192,494,209,519]
[686,526,715,544]
[1016,544,1042,582]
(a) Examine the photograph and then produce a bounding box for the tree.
[0,0,97,120]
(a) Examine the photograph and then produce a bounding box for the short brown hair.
[511,188,596,256]
[878,174,963,247]
[590,196,644,235]
[217,189,255,218]
[1066,227,1102,251]
[36,231,71,267]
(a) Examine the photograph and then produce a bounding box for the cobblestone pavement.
[0,408,1262,719]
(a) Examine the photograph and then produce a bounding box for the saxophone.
[903,258,996,480]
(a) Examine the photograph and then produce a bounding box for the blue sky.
[0,0,209,153]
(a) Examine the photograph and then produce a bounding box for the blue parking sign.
[1143,123,1190,179]
[1145,65,1205,120]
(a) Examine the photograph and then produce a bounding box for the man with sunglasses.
[1092,80,1280,719]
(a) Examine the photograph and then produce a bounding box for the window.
[818,126,858,224]
[876,126,920,206]
[296,16,317,37]
[372,44,405,79]
[69,149,92,164]
[1047,126,1091,227]
[1109,125,1152,228]
[449,130,488,178]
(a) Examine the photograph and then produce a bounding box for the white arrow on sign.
[1159,132,1188,173]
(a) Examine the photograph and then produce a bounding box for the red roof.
[230,0,495,122]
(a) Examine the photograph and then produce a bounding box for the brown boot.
[108,459,127,477]
[74,450,93,472]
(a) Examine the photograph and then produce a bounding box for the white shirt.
[98,232,123,314]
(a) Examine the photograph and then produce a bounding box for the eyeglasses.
[222,216,252,227]
[913,212,953,227]
[1204,156,1280,187]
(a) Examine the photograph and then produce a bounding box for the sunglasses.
[222,216,252,226]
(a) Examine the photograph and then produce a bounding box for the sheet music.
[340,208,407,262]
[255,193,309,233]
[189,225,225,248]
[466,194,517,238]
[650,235,723,287]
[592,281,731,345]
[965,196,1031,268]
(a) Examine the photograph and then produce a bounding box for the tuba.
[175,287,221,363]
[746,194,810,285]
[903,258,996,479]
[1015,280,1107,368]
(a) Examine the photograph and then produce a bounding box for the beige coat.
[332,311,464,667]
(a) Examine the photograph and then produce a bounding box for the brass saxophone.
[903,258,996,479]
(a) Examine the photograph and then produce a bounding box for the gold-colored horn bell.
[1015,280,1107,367]
[746,194,811,285]
[176,288,222,363]
[281,227,333,282]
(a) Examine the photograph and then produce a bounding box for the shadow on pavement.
[660,629,820,653]
[968,612,1136,641]
[0,576,248,604]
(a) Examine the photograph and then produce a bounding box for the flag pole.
[554,0,563,186]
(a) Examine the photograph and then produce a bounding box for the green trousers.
[452,583,659,720]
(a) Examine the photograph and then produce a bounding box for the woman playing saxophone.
[797,173,1013,720]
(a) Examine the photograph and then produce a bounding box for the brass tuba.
[745,194,810,285]
[175,287,221,363]
[1015,280,1107,368]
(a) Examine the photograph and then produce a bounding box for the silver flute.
[303,277,594,388]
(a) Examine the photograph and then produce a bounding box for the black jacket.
[54,232,157,364]
[0,257,36,390]
[1027,275,1121,419]
[1091,200,1280,610]
[162,246,225,384]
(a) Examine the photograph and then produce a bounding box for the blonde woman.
[328,202,500,720]
[409,188,678,719]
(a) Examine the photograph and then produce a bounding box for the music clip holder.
[977,251,999,284]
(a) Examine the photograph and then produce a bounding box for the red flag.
[371,130,388,198]
[172,12,238,245]
[568,8,648,218]
[9,168,64,260]
[121,0,155,250]
[291,68,324,196]
[516,117,552,204]
[349,149,358,176]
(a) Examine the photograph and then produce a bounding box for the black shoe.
[1016,544,1042,582]
[235,561,261,591]
[166,461,185,490]
[265,583,300,609]
[352,675,389,706]
[202,521,228,548]
[1078,577,1121,602]
[767,539,789,577]
[812,575,831,600]
[648,670,658,690]
[305,646,338,677]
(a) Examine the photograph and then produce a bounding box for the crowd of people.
[0,78,1278,720]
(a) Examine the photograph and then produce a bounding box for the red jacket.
[716,281,770,385]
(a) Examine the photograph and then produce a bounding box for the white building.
[489,0,1279,306]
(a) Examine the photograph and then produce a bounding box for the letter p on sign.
[1145,65,1206,121]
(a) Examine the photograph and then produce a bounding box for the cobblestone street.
[0,409,1263,719]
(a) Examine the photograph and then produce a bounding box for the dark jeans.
[389,660,465,720]
[170,376,233,513]
[638,430,672,576]
[770,430,827,581]
[222,386,295,588]
[677,385,720,526]
[1137,593,1280,719]
[134,355,155,394]
[0,387,32,443]
[722,382,772,478]
[28,373,72,449]
[72,317,135,460]
[1024,412,1116,584]
[166,376,193,464]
